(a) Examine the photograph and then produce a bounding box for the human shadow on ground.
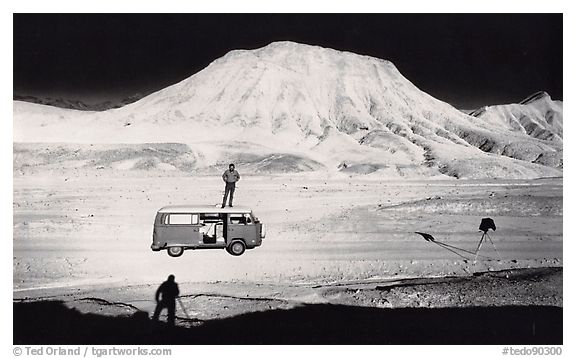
[14,300,562,344]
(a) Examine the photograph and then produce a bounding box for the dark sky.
[13,13,562,109]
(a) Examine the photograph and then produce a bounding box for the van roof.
[157,205,253,214]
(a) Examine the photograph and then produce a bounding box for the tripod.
[474,229,502,262]
[176,296,191,320]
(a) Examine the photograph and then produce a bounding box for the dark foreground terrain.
[14,267,562,345]
[14,301,561,345]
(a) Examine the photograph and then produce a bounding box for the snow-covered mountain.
[13,41,562,179]
[470,91,562,142]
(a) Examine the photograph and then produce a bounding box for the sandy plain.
[13,173,563,343]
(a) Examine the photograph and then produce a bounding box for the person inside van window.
[230,215,246,224]
[221,163,240,208]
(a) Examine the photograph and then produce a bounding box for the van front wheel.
[167,247,184,257]
[228,240,246,256]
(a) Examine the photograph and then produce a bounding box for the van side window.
[168,214,193,225]
[200,213,222,223]
[229,214,248,225]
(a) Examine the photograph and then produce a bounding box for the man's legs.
[222,185,230,208]
[228,185,235,207]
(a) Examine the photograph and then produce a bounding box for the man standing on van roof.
[222,163,240,208]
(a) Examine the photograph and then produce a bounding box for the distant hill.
[470,91,562,142]
[13,42,562,179]
[13,93,145,111]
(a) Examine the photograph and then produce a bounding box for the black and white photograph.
[11,9,565,348]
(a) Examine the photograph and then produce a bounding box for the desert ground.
[13,172,562,344]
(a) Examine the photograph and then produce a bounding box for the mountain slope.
[13,42,562,179]
[470,91,562,143]
[13,94,145,111]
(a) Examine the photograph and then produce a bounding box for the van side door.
[159,213,202,246]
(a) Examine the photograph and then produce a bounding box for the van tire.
[228,240,246,256]
[167,247,184,257]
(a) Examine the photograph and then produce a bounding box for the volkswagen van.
[151,205,265,257]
